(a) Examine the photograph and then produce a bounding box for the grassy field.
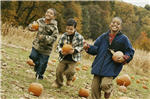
[1,23,150,99]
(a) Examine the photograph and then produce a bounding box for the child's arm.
[123,36,135,63]
[56,34,65,54]
[85,36,102,55]
[42,25,59,45]
[73,35,84,54]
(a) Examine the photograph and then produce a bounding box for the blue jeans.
[29,47,49,79]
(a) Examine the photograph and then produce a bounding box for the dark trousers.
[29,47,49,79]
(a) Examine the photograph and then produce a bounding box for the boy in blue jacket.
[84,17,134,99]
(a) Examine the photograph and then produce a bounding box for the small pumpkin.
[78,88,89,98]
[62,44,73,54]
[28,82,43,96]
[136,79,140,84]
[27,59,35,66]
[75,67,80,71]
[116,74,131,87]
[32,22,39,30]
[142,85,148,89]
[82,66,88,71]
[110,49,124,63]
[118,86,127,93]
[72,75,76,82]
[51,59,57,62]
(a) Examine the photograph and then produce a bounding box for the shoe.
[52,82,60,88]
[104,92,111,99]
[35,74,43,80]
[66,80,72,86]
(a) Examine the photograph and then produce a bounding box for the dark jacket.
[87,30,134,78]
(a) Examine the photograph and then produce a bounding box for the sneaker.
[35,74,43,80]
[104,92,111,99]
[66,80,72,86]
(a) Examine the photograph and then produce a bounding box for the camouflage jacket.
[57,32,84,62]
[29,18,59,55]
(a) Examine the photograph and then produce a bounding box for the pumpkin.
[116,74,131,87]
[72,75,76,82]
[78,88,89,98]
[142,85,148,89]
[136,80,140,84]
[131,76,134,80]
[32,22,39,30]
[51,59,57,62]
[27,59,35,66]
[118,86,127,93]
[110,49,124,63]
[28,83,43,96]
[62,44,73,53]
[82,66,88,71]
[75,67,80,71]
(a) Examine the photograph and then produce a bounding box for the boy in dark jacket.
[52,18,84,88]
[28,8,59,80]
[84,17,134,99]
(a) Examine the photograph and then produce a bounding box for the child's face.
[66,26,75,35]
[109,18,121,33]
[45,9,55,20]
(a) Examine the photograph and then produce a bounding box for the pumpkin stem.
[109,49,115,54]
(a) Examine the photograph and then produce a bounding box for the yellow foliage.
[134,32,150,51]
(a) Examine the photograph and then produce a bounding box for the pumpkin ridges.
[28,83,43,96]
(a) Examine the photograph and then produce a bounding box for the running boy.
[84,17,134,99]
[28,8,59,79]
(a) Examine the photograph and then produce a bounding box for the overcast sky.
[122,0,150,7]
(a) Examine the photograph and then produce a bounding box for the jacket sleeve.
[44,25,59,45]
[73,35,84,53]
[123,36,135,63]
[56,34,65,53]
[87,36,102,55]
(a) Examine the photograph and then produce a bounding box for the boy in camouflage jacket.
[28,8,59,79]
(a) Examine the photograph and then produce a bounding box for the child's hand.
[38,34,44,40]
[83,41,89,50]
[116,56,125,63]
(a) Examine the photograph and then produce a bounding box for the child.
[83,17,134,99]
[28,8,59,80]
[52,18,84,88]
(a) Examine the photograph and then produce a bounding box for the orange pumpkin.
[72,75,76,82]
[136,79,140,84]
[116,74,131,87]
[27,59,35,66]
[131,76,134,80]
[51,59,57,62]
[28,83,43,96]
[110,49,124,63]
[32,22,39,30]
[142,85,148,89]
[118,86,127,93]
[78,88,89,98]
[62,44,73,53]
[82,66,88,71]
[75,67,80,71]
